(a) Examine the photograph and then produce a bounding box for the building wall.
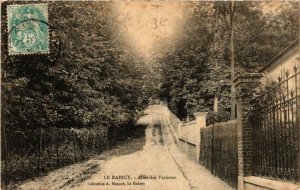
[264,46,299,81]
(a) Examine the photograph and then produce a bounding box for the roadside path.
[161,116,234,190]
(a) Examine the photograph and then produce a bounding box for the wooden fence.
[200,120,238,188]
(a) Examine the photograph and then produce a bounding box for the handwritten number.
[153,18,158,29]
[153,18,167,29]
[160,19,168,26]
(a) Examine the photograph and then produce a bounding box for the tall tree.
[229,1,235,119]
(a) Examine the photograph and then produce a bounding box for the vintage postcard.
[1,1,299,190]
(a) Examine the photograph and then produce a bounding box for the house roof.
[260,38,299,73]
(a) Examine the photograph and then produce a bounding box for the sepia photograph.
[1,1,300,190]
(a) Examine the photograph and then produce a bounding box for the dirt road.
[72,115,191,190]
[19,113,233,190]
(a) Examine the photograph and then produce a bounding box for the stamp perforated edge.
[7,3,50,56]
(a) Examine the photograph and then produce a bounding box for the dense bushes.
[2,127,108,185]
[1,124,146,188]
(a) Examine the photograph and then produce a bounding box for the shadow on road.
[96,125,147,160]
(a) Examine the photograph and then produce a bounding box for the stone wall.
[178,138,197,162]
[244,176,299,190]
[177,112,208,162]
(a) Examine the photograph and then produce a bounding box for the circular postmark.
[8,4,49,55]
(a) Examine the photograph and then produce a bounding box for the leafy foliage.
[1,2,154,186]
[158,2,299,123]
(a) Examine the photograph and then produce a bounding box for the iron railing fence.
[252,65,300,182]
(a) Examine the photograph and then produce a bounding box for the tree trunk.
[73,135,77,163]
[3,122,8,189]
[38,126,43,178]
[93,135,96,154]
[213,2,219,68]
[230,1,235,119]
[55,126,59,168]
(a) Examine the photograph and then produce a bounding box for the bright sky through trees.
[113,1,188,59]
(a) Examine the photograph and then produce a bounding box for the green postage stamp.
[7,4,49,55]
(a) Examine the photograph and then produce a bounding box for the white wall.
[263,46,299,92]
[265,47,299,81]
